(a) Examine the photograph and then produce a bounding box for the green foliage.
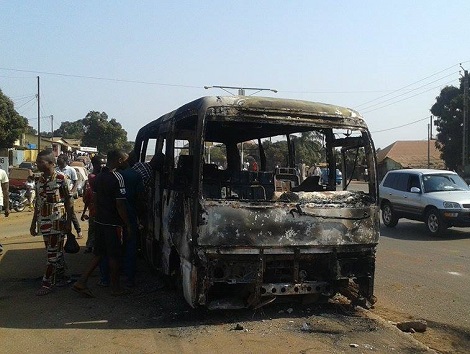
[342,147,366,180]
[206,144,226,166]
[25,125,37,135]
[53,112,132,153]
[241,141,261,164]
[81,111,130,153]
[431,85,463,170]
[262,139,288,170]
[54,120,86,139]
[0,89,28,148]
[260,133,324,171]
[291,132,323,166]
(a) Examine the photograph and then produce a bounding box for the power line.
[0,67,202,89]
[278,89,391,94]
[10,94,36,101]
[15,96,36,110]
[356,61,469,109]
[0,75,34,79]
[2,61,469,97]
[26,115,53,121]
[371,116,430,133]
[362,79,456,114]
[360,72,458,112]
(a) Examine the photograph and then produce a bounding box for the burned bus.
[134,96,379,309]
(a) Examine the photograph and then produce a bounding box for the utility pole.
[428,115,433,168]
[37,76,40,151]
[51,115,54,147]
[461,65,469,175]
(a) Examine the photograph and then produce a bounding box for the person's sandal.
[72,283,95,298]
[36,285,53,296]
[55,278,69,287]
[111,288,130,296]
[97,280,110,287]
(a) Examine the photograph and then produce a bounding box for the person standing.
[119,155,145,288]
[0,166,10,254]
[25,175,36,211]
[56,156,82,238]
[73,150,130,297]
[126,151,164,263]
[0,166,9,217]
[30,150,73,295]
[80,156,103,253]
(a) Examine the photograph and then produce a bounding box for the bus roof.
[136,96,367,140]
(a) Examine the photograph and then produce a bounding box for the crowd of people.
[27,148,162,297]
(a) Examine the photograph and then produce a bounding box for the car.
[320,168,342,185]
[19,161,37,171]
[379,169,470,236]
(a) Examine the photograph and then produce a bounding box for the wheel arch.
[380,198,391,209]
[422,204,438,219]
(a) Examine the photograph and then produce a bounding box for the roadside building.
[377,140,446,181]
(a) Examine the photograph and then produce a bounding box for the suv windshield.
[422,174,469,192]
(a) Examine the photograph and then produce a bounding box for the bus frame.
[134,95,379,309]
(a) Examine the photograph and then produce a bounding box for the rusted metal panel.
[198,191,379,247]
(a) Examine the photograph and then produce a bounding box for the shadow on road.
[380,222,470,241]
[0,246,367,331]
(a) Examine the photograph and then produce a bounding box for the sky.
[1,1,469,149]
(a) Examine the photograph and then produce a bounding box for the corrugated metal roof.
[377,140,445,169]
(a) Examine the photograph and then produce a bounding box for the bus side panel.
[160,189,193,275]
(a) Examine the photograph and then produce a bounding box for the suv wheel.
[382,202,398,227]
[426,208,446,236]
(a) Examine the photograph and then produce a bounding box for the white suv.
[379,169,470,236]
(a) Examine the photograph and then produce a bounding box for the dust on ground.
[0,200,466,353]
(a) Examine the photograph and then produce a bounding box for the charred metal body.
[134,96,379,309]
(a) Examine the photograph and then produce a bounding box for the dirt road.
[1,203,435,353]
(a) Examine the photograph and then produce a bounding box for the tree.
[54,120,86,139]
[0,89,28,148]
[205,143,226,167]
[292,132,323,166]
[81,111,131,153]
[263,139,288,170]
[25,125,37,135]
[431,85,463,171]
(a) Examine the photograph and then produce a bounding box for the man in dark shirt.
[73,150,130,297]
[119,159,145,287]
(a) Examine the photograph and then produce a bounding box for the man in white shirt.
[0,167,9,254]
[0,167,9,217]
[307,164,319,176]
[56,156,82,238]
[57,156,78,195]
[307,164,322,184]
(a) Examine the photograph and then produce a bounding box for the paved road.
[375,218,470,349]
[0,201,438,353]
